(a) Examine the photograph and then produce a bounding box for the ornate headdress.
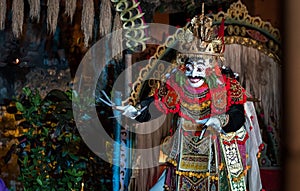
[172,4,228,116]
[175,3,225,64]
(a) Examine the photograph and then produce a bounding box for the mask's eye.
[185,63,193,72]
[196,60,205,73]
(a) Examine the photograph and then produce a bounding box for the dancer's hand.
[205,117,226,135]
[115,105,139,119]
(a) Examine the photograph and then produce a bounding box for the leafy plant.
[14,88,112,190]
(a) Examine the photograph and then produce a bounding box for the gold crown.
[176,3,224,57]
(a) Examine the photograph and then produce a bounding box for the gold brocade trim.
[224,36,280,63]
[211,0,280,43]
[220,132,236,141]
[228,165,251,182]
[167,158,178,166]
[170,163,249,182]
[182,121,205,131]
[179,158,208,171]
[175,170,219,180]
[180,106,211,120]
[220,126,247,142]
[180,100,211,111]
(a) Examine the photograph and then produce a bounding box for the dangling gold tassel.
[12,0,24,38]
[0,0,6,30]
[28,0,40,22]
[111,12,123,60]
[99,0,112,37]
[47,0,60,34]
[81,0,94,47]
[65,0,77,23]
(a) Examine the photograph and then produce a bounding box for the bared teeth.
[189,78,200,83]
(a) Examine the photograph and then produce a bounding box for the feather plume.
[81,0,94,47]
[12,0,24,38]
[99,0,112,37]
[111,12,123,60]
[65,0,77,23]
[47,0,60,34]
[28,0,40,22]
[0,0,6,30]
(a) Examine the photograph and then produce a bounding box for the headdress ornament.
[176,3,225,62]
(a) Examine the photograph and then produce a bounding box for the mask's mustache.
[187,76,204,80]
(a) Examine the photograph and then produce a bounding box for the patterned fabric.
[154,73,246,122]
[163,126,249,191]
[226,77,247,107]
[178,176,208,191]
[150,69,252,191]
[178,135,210,172]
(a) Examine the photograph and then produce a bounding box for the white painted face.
[185,57,206,88]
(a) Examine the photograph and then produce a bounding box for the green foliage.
[15,88,111,190]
